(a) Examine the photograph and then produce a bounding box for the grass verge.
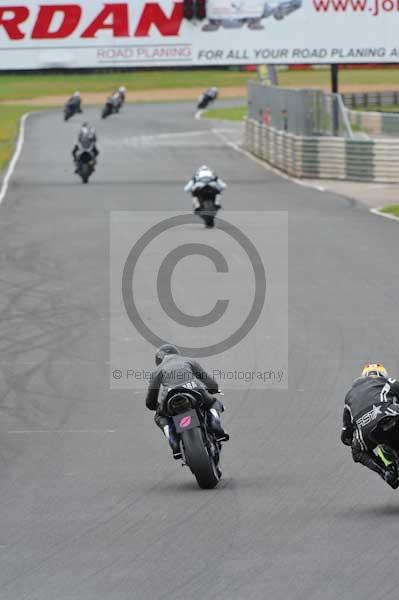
[203,106,247,121]
[0,70,256,102]
[380,205,399,217]
[0,105,47,172]
[278,68,399,89]
[1,67,399,102]
[353,105,399,113]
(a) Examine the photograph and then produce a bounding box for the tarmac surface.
[1,103,399,600]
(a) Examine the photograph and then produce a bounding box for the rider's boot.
[207,408,229,442]
[193,197,201,214]
[163,425,182,460]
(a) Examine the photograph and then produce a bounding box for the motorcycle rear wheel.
[182,428,221,489]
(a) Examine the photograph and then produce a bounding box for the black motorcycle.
[64,98,81,121]
[75,150,95,184]
[375,407,399,479]
[101,98,114,119]
[164,388,224,489]
[195,190,219,228]
[101,93,122,119]
[197,91,217,111]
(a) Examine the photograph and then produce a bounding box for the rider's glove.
[341,428,353,446]
[384,465,399,489]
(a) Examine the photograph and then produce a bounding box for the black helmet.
[155,344,180,366]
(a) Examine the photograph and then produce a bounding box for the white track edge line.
[211,128,399,216]
[210,128,326,194]
[370,207,399,222]
[0,112,29,205]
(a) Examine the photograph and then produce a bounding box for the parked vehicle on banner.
[273,0,302,20]
[164,387,224,489]
[197,86,218,110]
[202,0,302,30]
[64,91,82,121]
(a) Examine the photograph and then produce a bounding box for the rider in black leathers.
[184,165,226,213]
[145,344,229,459]
[66,91,82,113]
[72,123,99,171]
[341,363,399,489]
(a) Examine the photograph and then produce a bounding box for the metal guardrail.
[342,91,399,109]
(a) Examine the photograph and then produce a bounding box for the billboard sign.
[0,0,397,69]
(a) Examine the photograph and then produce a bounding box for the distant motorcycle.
[197,87,218,110]
[164,387,224,489]
[102,92,123,119]
[75,149,96,184]
[64,97,82,121]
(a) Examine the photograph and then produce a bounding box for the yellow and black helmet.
[361,362,388,379]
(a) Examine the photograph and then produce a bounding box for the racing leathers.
[145,354,228,458]
[184,171,226,212]
[341,376,399,488]
[66,94,82,113]
[72,129,99,171]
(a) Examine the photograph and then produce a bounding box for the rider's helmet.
[155,344,180,366]
[80,122,92,136]
[361,362,388,378]
[119,86,126,93]
[195,165,215,184]
[73,91,80,98]
[79,123,95,147]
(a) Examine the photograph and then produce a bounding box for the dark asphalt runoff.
[1,102,399,600]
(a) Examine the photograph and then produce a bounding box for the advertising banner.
[0,0,397,69]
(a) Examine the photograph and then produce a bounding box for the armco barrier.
[244,118,399,182]
[342,91,399,109]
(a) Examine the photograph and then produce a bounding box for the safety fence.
[248,82,353,138]
[244,118,399,183]
[347,108,399,137]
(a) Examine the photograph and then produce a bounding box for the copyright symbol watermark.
[121,214,266,357]
[111,211,288,390]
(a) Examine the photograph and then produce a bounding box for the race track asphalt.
[1,102,399,600]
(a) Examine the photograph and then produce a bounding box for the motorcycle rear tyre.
[182,428,220,489]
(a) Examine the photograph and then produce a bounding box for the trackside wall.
[243,118,399,182]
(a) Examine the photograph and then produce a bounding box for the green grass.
[0,70,257,101]
[2,66,399,173]
[350,123,365,133]
[1,67,399,102]
[203,106,247,121]
[353,105,399,113]
[381,205,399,217]
[279,67,399,88]
[0,105,47,171]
